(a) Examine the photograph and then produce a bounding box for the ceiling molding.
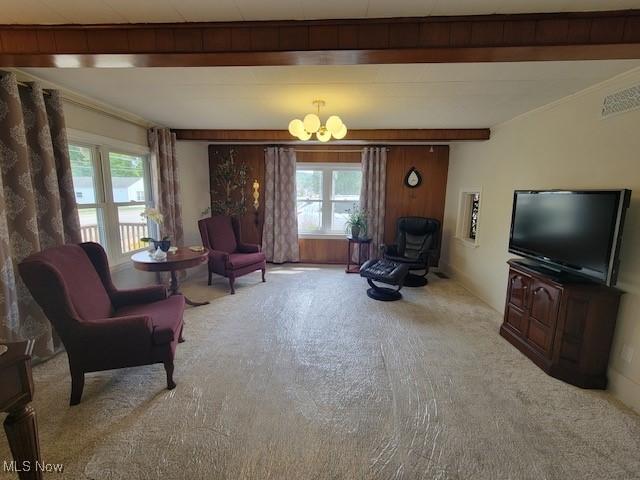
[172,129,491,142]
[0,10,639,67]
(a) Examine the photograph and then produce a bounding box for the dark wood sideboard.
[1,340,42,480]
[500,259,621,389]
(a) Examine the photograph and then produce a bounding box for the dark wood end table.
[346,236,372,274]
[1,340,42,480]
[132,247,210,307]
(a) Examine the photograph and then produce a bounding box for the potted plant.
[345,206,368,239]
[140,207,171,252]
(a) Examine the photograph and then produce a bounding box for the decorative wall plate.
[404,167,422,188]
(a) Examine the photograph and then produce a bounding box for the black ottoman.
[359,259,410,301]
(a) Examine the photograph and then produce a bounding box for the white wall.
[64,101,148,146]
[175,141,211,246]
[441,67,640,413]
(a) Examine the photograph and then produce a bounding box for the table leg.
[4,403,43,480]
[169,270,210,307]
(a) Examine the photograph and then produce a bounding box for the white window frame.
[455,188,482,248]
[68,131,154,265]
[296,162,361,238]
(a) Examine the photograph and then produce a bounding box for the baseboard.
[608,369,640,414]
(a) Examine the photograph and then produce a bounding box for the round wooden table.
[132,247,210,307]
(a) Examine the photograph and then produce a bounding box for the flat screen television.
[508,189,631,286]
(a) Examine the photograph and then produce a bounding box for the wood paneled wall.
[208,144,449,264]
[384,146,450,254]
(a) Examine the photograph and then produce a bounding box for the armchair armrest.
[110,285,167,309]
[71,315,155,369]
[208,249,231,272]
[237,242,261,253]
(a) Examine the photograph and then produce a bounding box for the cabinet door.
[526,280,561,355]
[505,304,527,335]
[507,271,531,310]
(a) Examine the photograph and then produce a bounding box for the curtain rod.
[263,148,390,153]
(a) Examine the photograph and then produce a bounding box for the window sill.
[455,237,480,249]
[298,233,348,240]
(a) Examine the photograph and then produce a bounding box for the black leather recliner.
[382,217,441,286]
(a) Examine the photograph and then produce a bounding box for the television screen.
[509,190,630,285]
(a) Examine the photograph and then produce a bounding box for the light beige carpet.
[1,265,639,480]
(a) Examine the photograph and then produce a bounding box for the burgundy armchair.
[198,215,266,294]
[18,242,185,405]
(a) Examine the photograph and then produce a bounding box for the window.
[456,189,481,246]
[69,142,153,262]
[296,163,362,235]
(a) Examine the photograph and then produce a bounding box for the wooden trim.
[174,129,491,142]
[1,10,639,67]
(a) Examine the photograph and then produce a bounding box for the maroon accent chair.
[198,215,266,294]
[18,242,185,406]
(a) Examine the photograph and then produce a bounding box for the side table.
[346,236,372,274]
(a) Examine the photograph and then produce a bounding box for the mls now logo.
[3,460,64,473]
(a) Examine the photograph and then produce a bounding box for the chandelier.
[288,100,348,142]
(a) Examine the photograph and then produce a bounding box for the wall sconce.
[252,179,260,210]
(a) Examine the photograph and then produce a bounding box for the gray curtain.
[262,147,300,263]
[0,72,81,358]
[361,147,387,259]
[148,127,184,246]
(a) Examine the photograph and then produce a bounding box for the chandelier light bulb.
[303,113,321,133]
[316,128,332,142]
[333,123,348,140]
[326,115,343,134]
[297,129,312,141]
[288,118,304,137]
[288,100,347,142]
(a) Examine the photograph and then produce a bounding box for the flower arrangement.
[140,207,170,250]
[140,207,164,225]
[345,205,368,238]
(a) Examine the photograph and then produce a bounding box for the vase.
[158,239,171,252]
[351,226,360,239]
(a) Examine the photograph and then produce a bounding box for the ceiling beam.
[172,129,491,142]
[0,10,639,67]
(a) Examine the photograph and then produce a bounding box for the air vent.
[601,84,640,118]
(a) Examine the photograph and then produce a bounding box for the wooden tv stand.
[500,259,621,389]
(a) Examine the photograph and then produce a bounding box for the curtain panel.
[360,147,387,259]
[262,147,300,263]
[148,127,184,246]
[0,71,81,357]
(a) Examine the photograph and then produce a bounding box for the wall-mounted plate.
[404,167,422,188]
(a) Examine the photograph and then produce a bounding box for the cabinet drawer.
[507,271,531,310]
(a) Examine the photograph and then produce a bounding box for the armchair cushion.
[21,244,113,321]
[383,217,441,269]
[110,285,167,309]
[116,294,185,346]
[227,251,266,270]
[237,242,261,253]
[200,215,237,253]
